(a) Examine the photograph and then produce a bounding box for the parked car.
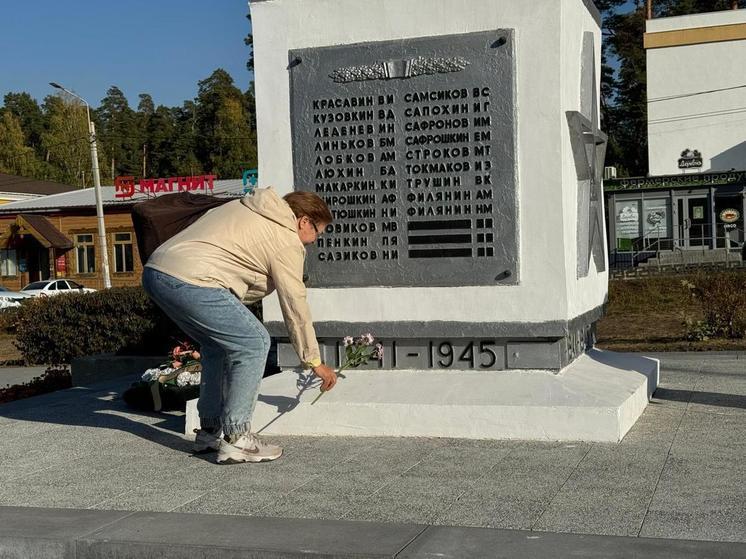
[0,286,33,309]
[20,279,96,297]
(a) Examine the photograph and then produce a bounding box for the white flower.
[142,367,171,382]
[361,333,374,346]
[176,372,201,387]
[343,336,354,347]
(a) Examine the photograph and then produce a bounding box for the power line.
[649,104,746,124]
[648,83,746,103]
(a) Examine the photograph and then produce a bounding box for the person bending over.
[143,187,336,464]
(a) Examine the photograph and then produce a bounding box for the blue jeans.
[142,267,270,436]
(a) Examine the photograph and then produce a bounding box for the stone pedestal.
[200,0,661,441]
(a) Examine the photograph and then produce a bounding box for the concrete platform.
[186,349,659,442]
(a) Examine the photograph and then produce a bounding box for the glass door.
[677,196,710,248]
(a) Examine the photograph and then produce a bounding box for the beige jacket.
[146,188,321,367]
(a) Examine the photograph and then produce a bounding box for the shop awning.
[0,214,74,250]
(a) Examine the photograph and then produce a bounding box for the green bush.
[14,287,187,365]
[0,305,22,334]
[682,272,746,340]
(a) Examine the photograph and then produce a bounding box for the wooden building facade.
[0,179,248,291]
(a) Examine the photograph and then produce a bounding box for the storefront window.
[113,232,134,273]
[642,199,672,250]
[615,200,641,251]
[75,234,95,274]
[714,195,744,249]
[0,249,18,276]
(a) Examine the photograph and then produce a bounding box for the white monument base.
[185,349,659,443]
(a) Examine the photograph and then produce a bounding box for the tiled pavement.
[0,352,744,557]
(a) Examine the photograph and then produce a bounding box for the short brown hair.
[283,191,333,225]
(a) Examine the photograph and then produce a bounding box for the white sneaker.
[216,432,283,464]
[193,429,222,454]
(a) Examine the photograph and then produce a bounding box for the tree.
[2,92,45,158]
[41,95,92,186]
[194,69,256,178]
[135,94,156,177]
[244,8,254,73]
[96,86,139,179]
[0,111,38,176]
[144,105,178,177]
[172,101,200,176]
[603,3,649,176]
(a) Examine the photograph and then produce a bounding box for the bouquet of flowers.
[310,333,383,405]
[123,340,202,412]
[141,340,202,387]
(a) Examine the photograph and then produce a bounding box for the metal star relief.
[567,31,607,278]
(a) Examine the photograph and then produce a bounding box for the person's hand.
[312,363,337,392]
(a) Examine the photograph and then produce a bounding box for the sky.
[0,0,252,110]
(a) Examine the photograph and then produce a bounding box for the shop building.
[0,179,247,290]
[605,171,746,268]
[605,7,746,268]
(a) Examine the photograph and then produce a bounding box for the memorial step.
[185,349,659,443]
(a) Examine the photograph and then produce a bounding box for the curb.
[1,506,744,559]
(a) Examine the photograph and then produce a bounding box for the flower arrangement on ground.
[141,340,202,387]
[310,333,383,405]
[123,340,202,411]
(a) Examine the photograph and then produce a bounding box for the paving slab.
[533,443,669,536]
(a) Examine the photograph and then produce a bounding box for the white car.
[0,286,33,309]
[21,279,96,297]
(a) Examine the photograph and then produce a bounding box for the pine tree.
[96,86,139,180]
[194,69,256,178]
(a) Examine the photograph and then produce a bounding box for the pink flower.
[191,351,201,360]
[343,336,354,347]
[360,333,374,346]
[373,343,384,360]
[172,360,182,368]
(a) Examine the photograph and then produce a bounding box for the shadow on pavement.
[0,381,209,458]
[653,387,746,410]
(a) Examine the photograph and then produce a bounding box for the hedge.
[14,287,187,365]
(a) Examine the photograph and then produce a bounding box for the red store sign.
[55,255,66,274]
[115,175,217,199]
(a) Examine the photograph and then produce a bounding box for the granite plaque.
[289,30,517,287]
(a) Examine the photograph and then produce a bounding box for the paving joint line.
[529,442,595,531]
[393,524,431,558]
[431,444,519,525]
[337,440,448,521]
[249,437,391,516]
[636,363,700,537]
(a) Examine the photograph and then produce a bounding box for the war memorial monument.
[188,0,659,441]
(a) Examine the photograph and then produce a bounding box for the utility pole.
[49,82,112,289]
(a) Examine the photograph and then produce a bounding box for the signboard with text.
[290,31,518,287]
[114,175,217,199]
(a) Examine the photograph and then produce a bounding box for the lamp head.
[49,82,63,90]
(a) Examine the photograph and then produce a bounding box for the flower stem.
[309,365,348,405]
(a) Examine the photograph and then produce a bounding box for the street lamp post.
[49,82,112,289]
